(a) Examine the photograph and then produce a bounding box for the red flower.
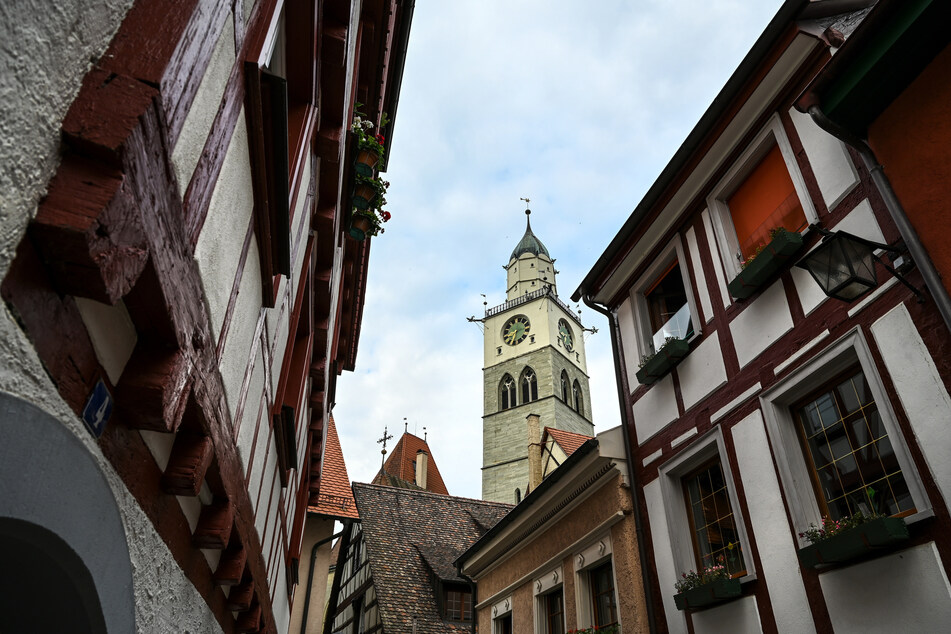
[375,134,385,143]
[381,211,392,222]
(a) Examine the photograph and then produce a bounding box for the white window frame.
[573,534,619,630]
[491,596,512,634]
[657,427,755,581]
[706,113,819,281]
[758,327,932,547]
[630,235,702,360]
[532,566,564,634]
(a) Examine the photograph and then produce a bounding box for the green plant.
[799,511,885,544]
[567,626,619,634]
[639,336,678,368]
[674,564,728,593]
[351,105,389,168]
[740,227,790,269]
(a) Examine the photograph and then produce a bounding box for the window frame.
[680,457,748,578]
[707,113,818,281]
[441,582,473,623]
[520,367,539,404]
[500,374,516,411]
[630,236,701,360]
[759,327,931,547]
[532,566,564,634]
[573,534,619,631]
[491,595,513,634]
[572,380,583,416]
[658,427,755,582]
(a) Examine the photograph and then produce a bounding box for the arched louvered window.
[521,368,538,403]
[515,488,522,504]
[573,380,583,415]
[500,374,516,410]
[561,370,570,402]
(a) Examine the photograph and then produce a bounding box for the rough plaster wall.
[0,3,223,631]
[610,512,650,634]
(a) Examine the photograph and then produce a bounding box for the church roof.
[352,484,511,632]
[308,416,360,519]
[376,432,449,495]
[509,215,551,261]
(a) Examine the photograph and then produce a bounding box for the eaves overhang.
[456,438,625,579]
[572,0,818,307]
[796,0,950,138]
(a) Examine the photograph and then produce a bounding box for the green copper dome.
[510,215,550,261]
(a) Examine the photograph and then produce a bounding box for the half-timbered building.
[573,1,951,632]
[0,0,413,632]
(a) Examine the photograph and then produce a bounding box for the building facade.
[460,426,649,634]
[482,210,595,503]
[574,1,951,632]
[0,0,412,632]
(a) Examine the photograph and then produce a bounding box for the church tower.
[481,208,595,503]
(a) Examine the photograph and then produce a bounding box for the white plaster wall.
[219,280,263,419]
[237,348,267,469]
[692,596,761,634]
[74,298,138,385]
[616,297,641,390]
[730,282,794,368]
[171,13,235,196]
[643,479,686,634]
[702,209,731,310]
[830,198,885,244]
[685,226,713,324]
[270,306,290,397]
[246,393,268,513]
[256,447,280,539]
[820,543,951,632]
[632,375,679,443]
[678,335,727,411]
[195,114,256,340]
[790,266,828,317]
[732,410,815,633]
[871,303,951,509]
[788,107,859,211]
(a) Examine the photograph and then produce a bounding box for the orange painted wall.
[868,42,951,295]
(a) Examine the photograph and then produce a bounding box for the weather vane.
[377,425,393,468]
[520,196,531,215]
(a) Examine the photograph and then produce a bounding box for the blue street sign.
[82,379,113,438]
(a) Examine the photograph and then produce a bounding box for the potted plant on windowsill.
[349,175,391,241]
[797,512,909,568]
[566,626,620,634]
[635,337,690,386]
[673,564,741,611]
[350,109,388,176]
[727,227,804,300]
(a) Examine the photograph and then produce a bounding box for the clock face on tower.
[502,315,531,346]
[558,319,574,352]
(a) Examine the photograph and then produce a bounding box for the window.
[572,380,583,416]
[492,596,513,634]
[658,429,754,584]
[589,561,618,629]
[708,114,818,278]
[495,614,513,634]
[521,368,538,403]
[631,236,700,360]
[544,590,564,634]
[560,370,570,402]
[682,459,747,577]
[500,374,516,410]
[515,488,521,504]
[443,584,472,622]
[759,328,930,543]
[792,368,915,520]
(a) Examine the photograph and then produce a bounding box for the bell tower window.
[520,368,538,403]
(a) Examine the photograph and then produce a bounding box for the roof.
[543,426,592,457]
[352,484,511,633]
[377,432,449,495]
[509,213,551,261]
[307,417,359,520]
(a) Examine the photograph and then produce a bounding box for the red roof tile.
[308,416,359,519]
[378,432,449,495]
[543,427,592,458]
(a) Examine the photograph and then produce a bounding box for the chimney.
[527,414,542,490]
[415,450,428,489]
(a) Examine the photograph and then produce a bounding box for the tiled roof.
[371,470,426,490]
[544,426,592,457]
[379,432,449,495]
[352,484,511,633]
[307,417,359,519]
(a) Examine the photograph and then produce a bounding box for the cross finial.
[377,425,394,468]
[423,426,428,442]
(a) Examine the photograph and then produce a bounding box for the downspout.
[455,563,478,634]
[582,295,658,634]
[805,104,951,334]
[300,523,347,634]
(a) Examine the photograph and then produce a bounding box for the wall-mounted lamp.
[796,228,924,303]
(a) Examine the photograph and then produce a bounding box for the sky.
[333,0,786,500]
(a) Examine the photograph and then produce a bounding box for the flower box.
[673,578,741,611]
[797,516,909,568]
[349,213,374,241]
[727,230,804,300]
[635,338,690,386]
[354,147,380,177]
